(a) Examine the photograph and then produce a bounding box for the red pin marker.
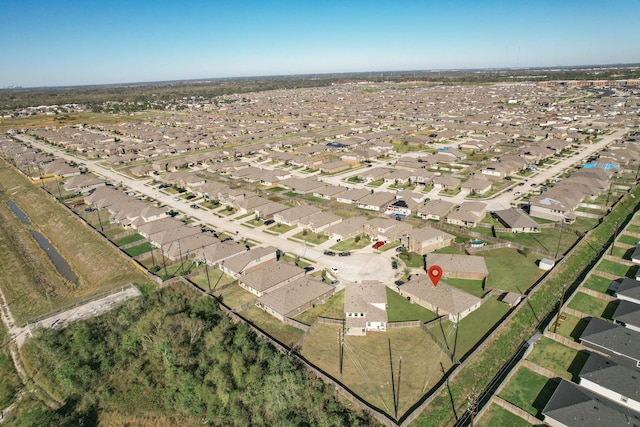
[428,265,443,287]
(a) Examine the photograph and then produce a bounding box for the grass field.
[499,367,558,417]
[124,242,155,257]
[582,273,614,294]
[597,259,637,278]
[300,323,454,418]
[0,323,22,409]
[497,228,579,255]
[552,312,589,342]
[428,296,510,359]
[567,292,617,319]
[526,337,589,381]
[291,230,329,245]
[611,245,634,260]
[483,248,545,293]
[294,290,345,324]
[443,278,485,298]
[477,403,532,427]
[241,306,304,347]
[616,234,640,246]
[386,287,438,322]
[329,235,371,251]
[266,223,297,235]
[113,233,145,246]
[0,159,154,324]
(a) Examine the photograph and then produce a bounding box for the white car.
[330,267,339,274]
[173,196,180,201]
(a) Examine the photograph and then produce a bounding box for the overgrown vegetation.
[17,283,374,426]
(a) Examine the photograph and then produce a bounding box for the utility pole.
[95,204,104,232]
[202,246,211,292]
[555,222,564,259]
[338,329,344,382]
[396,356,402,419]
[467,392,477,427]
[553,285,567,333]
[610,219,620,256]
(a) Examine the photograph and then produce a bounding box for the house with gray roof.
[64,174,105,195]
[403,226,454,255]
[356,191,395,212]
[613,300,640,333]
[221,246,277,279]
[461,176,492,195]
[580,317,640,369]
[345,281,388,336]
[239,261,305,297]
[425,253,488,280]
[578,352,640,412]
[192,241,247,267]
[493,208,540,233]
[416,199,455,221]
[543,379,640,427]
[446,201,487,228]
[298,211,342,233]
[273,205,322,226]
[257,277,335,322]
[614,278,640,306]
[324,217,367,241]
[163,232,220,261]
[398,277,482,321]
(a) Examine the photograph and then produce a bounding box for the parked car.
[330,267,339,274]
[395,246,403,253]
[304,266,315,272]
[394,280,405,286]
[392,261,398,269]
[264,219,275,226]
[339,251,351,257]
[324,250,336,256]
[372,241,384,249]
[173,196,180,201]
[330,280,340,286]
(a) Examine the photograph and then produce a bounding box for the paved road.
[15,135,401,286]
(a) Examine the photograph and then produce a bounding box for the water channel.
[6,200,78,283]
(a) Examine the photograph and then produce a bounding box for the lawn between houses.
[415,183,640,426]
[0,159,154,324]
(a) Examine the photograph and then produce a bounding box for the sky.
[1,0,639,88]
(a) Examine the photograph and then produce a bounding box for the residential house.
[336,188,370,204]
[433,176,461,191]
[298,211,343,233]
[273,205,322,226]
[614,278,640,305]
[345,281,388,336]
[238,262,306,297]
[192,241,247,267]
[221,246,277,279]
[356,191,395,212]
[364,217,413,243]
[425,253,488,280]
[257,277,335,321]
[461,176,492,195]
[579,317,640,369]
[612,300,640,332]
[493,208,540,233]
[398,277,482,321]
[416,199,455,221]
[312,185,347,200]
[543,379,640,427]
[324,217,367,241]
[446,201,487,228]
[63,174,105,195]
[578,352,640,412]
[402,226,455,255]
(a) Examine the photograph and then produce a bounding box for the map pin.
[428,265,443,287]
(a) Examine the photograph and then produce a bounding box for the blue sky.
[1,0,639,88]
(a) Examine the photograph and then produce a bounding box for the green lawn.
[483,248,545,293]
[567,292,617,318]
[294,290,346,325]
[432,246,465,255]
[241,306,305,348]
[597,259,637,278]
[497,228,579,256]
[190,269,236,294]
[102,226,126,238]
[443,278,485,298]
[626,224,640,234]
[552,312,590,342]
[113,233,145,247]
[124,242,155,257]
[617,234,640,246]
[329,234,371,251]
[526,336,589,381]
[266,223,297,235]
[582,273,613,294]
[566,216,599,234]
[499,367,559,417]
[477,403,532,427]
[291,230,329,245]
[428,296,510,359]
[611,245,634,260]
[386,287,438,322]
[399,251,425,268]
